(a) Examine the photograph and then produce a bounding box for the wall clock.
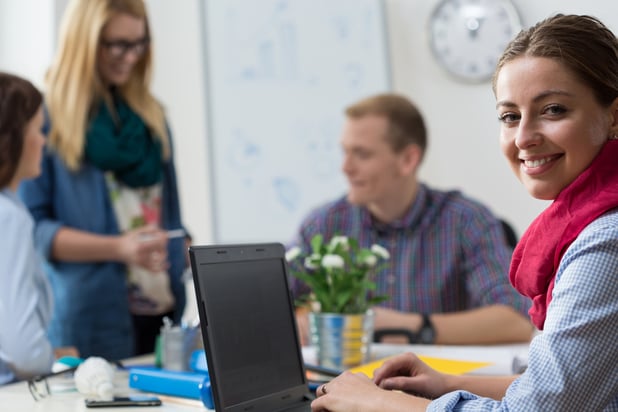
[428,0,522,83]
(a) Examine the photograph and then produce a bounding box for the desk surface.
[363,342,529,376]
[0,343,529,411]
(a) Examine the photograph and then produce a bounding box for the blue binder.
[128,366,213,409]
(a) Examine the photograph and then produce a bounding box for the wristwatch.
[372,314,436,344]
[418,314,436,344]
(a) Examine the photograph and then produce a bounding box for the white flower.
[371,244,390,260]
[321,254,345,269]
[285,246,301,262]
[361,254,378,267]
[304,254,321,270]
[329,235,350,251]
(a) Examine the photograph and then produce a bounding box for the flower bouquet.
[285,234,390,314]
[286,234,390,368]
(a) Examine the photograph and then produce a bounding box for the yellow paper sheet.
[349,355,491,377]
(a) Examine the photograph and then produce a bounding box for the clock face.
[429,0,522,83]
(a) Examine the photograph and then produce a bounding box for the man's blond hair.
[345,93,427,157]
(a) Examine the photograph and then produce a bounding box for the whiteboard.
[202,0,391,243]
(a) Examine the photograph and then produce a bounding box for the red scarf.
[510,140,618,330]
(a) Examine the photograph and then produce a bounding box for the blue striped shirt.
[289,184,529,316]
[429,209,618,411]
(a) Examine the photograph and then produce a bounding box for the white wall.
[147,0,212,245]
[0,0,55,88]
[384,0,618,238]
[2,0,617,242]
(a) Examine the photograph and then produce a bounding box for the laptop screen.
[190,244,309,411]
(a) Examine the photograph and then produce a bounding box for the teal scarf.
[85,95,162,188]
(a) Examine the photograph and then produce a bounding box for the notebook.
[189,243,313,412]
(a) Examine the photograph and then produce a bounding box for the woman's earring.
[609,133,618,140]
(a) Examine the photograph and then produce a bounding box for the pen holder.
[159,321,201,371]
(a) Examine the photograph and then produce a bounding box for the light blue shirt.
[0,189,54,385]
[429,209,618,411]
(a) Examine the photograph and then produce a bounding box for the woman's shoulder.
[0,191,29,221]
[0,191,32,241]
[558,207,618,283]
[579,207,618,239]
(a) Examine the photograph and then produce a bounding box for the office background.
[1,0,616,245]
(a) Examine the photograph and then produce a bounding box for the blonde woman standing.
[20,0,188,360]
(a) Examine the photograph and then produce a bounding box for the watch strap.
[418,313,435,344]
[373,328,418,343]
[372,314,435,344]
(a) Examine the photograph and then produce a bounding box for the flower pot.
[308,310,374,369]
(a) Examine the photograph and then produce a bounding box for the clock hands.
[460,4,486,40]
[465,16,485,39]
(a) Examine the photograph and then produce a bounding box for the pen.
[139,229,186,241]
[303,363,342,377]
[164,229,186,239]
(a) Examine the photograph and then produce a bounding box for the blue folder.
[128,366,213,409]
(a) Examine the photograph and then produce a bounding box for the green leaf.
[336,290,352,312]
[348,237,359,251]
[310,234,324,254]
[368,295,389,306]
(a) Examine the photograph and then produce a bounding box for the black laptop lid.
[189,243,311,412]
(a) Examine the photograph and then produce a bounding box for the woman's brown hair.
[0,73,43,188]
[493,14,618,107]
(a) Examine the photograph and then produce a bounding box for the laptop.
[189,243,314,412]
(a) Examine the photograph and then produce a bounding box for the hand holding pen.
[117,226,185,272]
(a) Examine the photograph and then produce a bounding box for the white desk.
[0,343,529,411]
[366,343,528,376]
[0,356,206,412]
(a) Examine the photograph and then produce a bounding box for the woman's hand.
[311,371,386,412]
[373,352,450,400]
[117,225,169,272]
[311,371,431,412]
[54,346,80,359]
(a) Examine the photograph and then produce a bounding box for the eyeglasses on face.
[100,37,150,59]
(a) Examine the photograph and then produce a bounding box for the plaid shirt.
[429,210,618,411]
[289,184,529,316]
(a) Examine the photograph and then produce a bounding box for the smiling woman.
[98,13,149,86]
[495,57,611,200]
[18,0,189,360]
[310,13,618,412]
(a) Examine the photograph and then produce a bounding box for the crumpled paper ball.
[74,356,115,400]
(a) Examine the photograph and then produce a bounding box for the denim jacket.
[19,124,187,360]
